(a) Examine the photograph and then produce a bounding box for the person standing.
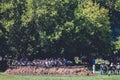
[116,62,120,75]
[109,62,114,75]
[100,61,107,75]
[92,58,96,73]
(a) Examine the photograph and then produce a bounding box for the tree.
[0,0,15,59]
[73,0,111,57]
[113,36,120,54]
[0,0,112,60]
[115,0,120,12]
[0,0,37,59]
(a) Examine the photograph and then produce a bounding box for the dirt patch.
[4,66,93,76]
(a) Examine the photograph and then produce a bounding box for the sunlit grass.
[0,72,120,80]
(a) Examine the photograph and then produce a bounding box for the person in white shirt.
[116,63,120,75]
[109,62,114,74]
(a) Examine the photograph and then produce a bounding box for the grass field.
[0,73,120,80]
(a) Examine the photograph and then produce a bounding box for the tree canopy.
[0,0,120,61]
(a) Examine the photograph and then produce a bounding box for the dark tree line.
[0,0,120,65]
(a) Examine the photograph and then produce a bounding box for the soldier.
[109,62,115,75]
[100,61,108,75]
[92,58,96,73]
[116,62,120,75]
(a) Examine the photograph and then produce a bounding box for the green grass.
[0,73,120,80]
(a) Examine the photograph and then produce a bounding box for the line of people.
[7,58,73,68]
[100,61,120,75]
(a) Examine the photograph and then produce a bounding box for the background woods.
[0,0,120,70]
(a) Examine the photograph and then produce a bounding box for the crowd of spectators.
[7,58,73,68]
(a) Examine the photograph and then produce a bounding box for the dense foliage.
[0,0,120,61]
